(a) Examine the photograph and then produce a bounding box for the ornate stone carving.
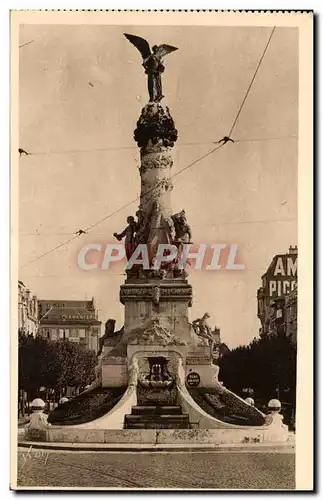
[120,287,152,302]
[120,284,193,304]
[131,318,186,346]
[140,151,173,174]
[160,286,193,298]
[264,408,288,441]
[191,313,215,353]
[134,103,178,149]
[163,214,176,242]
[25,411,50,429]
[139,319,172,345]
[141,178,173,202]
[129,357,139,387]
[148,265,163,280]
[176,357,186,389]
[25,399,51,441]
[139,357,173,389]
[186,356,211,366]
[192,313,212,339]
[139,148,173,174]
[174,268,189,279]
[124,288,148,296]
[152,285,160,305]
[135,207,151,244]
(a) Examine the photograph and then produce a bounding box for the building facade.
[18,280,39,336]
[285,284,297,345]
[257,246,297,343]
[38,298,101,353]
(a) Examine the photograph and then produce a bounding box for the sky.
[18,24,298,348]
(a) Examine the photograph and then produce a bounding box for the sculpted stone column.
[113,37,193,350]
[134,102,178,253]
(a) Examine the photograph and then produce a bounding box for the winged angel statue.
[124,33,178,102]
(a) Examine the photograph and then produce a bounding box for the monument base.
[33,351,288,446]
[22,425,289,446]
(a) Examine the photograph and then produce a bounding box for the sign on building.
[264,254,297,299]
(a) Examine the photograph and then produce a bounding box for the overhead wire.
[21,235,80,268]
[227,26,276,138]
[19,40,34,49]
[20,217,297,237]
[18,135,297,158]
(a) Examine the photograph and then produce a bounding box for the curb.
[18,440,295,453]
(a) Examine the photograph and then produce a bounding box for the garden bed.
[48,387,126,425]
[188,387,266,426]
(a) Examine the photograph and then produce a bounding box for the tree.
[18,331,50,399]
[53,340,96,390]
[218,333,297,409]
[18,332,97,400]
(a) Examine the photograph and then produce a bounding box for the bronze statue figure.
[124,33,178,102]
[113,216,137,260]
[171,210,192,243]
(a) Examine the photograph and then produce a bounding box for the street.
[16,448,295,490]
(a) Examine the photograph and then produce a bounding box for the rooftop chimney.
[289,245,298,255]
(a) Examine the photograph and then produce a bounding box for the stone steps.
[124,405,190,429]
[131,405,182,415]
[124,415,189,429]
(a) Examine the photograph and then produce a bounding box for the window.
[79,329,86,338]
[59,329,65,339]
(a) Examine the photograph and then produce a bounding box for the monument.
[31,35,288,444]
